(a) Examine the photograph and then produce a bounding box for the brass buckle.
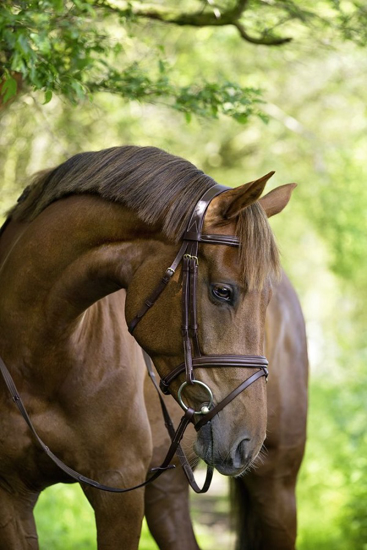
[183,254,199,265]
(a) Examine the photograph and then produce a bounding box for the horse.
[0,145,296,549]
[144,271,308,550]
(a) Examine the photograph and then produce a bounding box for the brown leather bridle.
[128,184,269,432]
[0,184,268,495]
[127,184,269,491]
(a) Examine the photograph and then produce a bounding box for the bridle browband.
[0,183,269,495]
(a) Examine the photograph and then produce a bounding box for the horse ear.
[220,172,275,220]
[259,183,297,218]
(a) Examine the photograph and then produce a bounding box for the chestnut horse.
[0,146,296,549]
[144,271,308,550]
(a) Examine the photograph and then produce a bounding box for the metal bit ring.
[177,380,214,415]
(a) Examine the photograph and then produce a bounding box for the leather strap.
[160,355,268,394]
[128,241,188,334]
[143,351,213,494]
[194,368,268,431]
[183,185,228,242]
[181,252,194,384]
[0,354,199,493]
[185,233,240,246]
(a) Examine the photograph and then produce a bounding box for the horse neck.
[0,195,161,356]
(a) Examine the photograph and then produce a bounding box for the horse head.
[125,170,296,477]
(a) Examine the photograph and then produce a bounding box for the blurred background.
[1,1,366,548]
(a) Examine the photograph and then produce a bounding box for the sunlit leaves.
[0,0,265,121]
[2,1,367,118]
[0,0,108,100]
[174,83,266,122]
[0,1,120,102]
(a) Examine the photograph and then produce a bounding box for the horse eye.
[211,285,232,302]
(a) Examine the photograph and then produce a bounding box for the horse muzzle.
[194,421,264,477]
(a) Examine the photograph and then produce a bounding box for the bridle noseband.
[128,184,269,430]
[0,183,269,495]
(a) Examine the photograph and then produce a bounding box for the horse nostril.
[232,438,251,468]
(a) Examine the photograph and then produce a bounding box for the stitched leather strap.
[160,355,268,394]
[185,233,240,246]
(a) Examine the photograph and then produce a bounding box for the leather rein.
[0,184,268,495]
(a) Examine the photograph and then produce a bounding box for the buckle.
[183,254,199,265]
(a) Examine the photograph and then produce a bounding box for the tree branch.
[95,0,292,46]
[234,21,292,46]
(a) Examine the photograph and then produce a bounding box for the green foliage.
[0,0,109,102]
[296,380,354,549]
[296,344,367,550]
[2,1,367,119]
[1,74,17,102]
[174,83,266,122]
[0,0,266,121]
[344,465,367,550]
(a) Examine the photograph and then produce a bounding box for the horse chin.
[214,462,252,478]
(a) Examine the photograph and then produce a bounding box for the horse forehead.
[200,218,241,275]
[200,243,241,278]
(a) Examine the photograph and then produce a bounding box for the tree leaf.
[43,89,53,104]
[1,76,18,103]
